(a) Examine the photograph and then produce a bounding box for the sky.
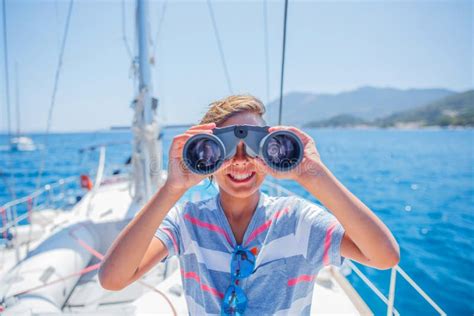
[0,0,472,132]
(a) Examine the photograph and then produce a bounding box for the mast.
[132,0,162,204]
[2,0,12,142]
[15,61,19,136]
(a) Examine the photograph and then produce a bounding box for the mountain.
[375,90,474,127]
[304,114,368,128]
[302,90,474,128]
[264,86,455,126]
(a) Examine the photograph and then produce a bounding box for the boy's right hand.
[164,123,217,193]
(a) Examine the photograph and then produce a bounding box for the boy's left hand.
[253,126,325,183]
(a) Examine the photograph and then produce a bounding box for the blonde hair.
[200,95,266,125]
[200,95,266,184]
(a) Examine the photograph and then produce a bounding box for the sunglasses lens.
[263,132,302,171]
[230,249,255,279]
[184,135,224,174]
[222,285,247,316]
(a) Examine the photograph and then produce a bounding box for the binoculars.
[182,125,304,175]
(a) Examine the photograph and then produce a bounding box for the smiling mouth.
[227,172,256,183]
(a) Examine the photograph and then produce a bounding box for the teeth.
[230,173,252,180]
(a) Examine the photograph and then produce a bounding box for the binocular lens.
[263,133,302,171]
[183,136,223,174]
[182,127,303,175]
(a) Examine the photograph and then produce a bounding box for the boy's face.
[213,111,267,199]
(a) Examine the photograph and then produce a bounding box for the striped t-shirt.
[154,191,345,315]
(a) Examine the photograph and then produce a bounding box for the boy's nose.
[233,141,248,161]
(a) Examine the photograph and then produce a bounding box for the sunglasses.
[220,245,256,316]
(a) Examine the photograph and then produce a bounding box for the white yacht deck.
[0,178,371,315]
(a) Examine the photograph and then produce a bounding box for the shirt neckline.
[215,191,266,249]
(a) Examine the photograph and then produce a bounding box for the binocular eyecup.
[182,125,303,175]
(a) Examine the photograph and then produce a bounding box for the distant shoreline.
[110,124,194,130]
[0,125,472,136]
[302,125,474,131]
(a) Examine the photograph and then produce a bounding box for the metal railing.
[0,176,77,237]
[86,146,106,217]
[349,262,446,316]
[0,176,79,267]
[262,180,447,316]
[0,145,118,239]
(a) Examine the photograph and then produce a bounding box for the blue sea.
[1,128,473,315]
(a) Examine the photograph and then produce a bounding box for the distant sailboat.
[9,137,36,152]
[2,10,36,152]
[9,63,37,152]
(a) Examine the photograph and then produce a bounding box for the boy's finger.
[186,129,213,134]
[188,123,216,130]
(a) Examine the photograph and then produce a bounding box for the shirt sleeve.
[298,197,345,268]
[154,203,184,262]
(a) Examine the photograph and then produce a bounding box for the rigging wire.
[150,1,169,125]
[150,0,168,63]
[206,0,233,94]
[278,0,289,125]
[2,0,11,141]
[35,0,74,191]
[122,0,139,86]
[54,0,61,59]
[263,0,270,104]
[121,0,134,60]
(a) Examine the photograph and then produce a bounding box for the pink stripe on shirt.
[161,227,179,254]
[181,269,224,299]
[245,207,289,246]
[323,221,338,266]
[184,213,233,245]
[287,274,316,286]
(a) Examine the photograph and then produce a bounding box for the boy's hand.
[253,126,325,184]
[164,123,217,193]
